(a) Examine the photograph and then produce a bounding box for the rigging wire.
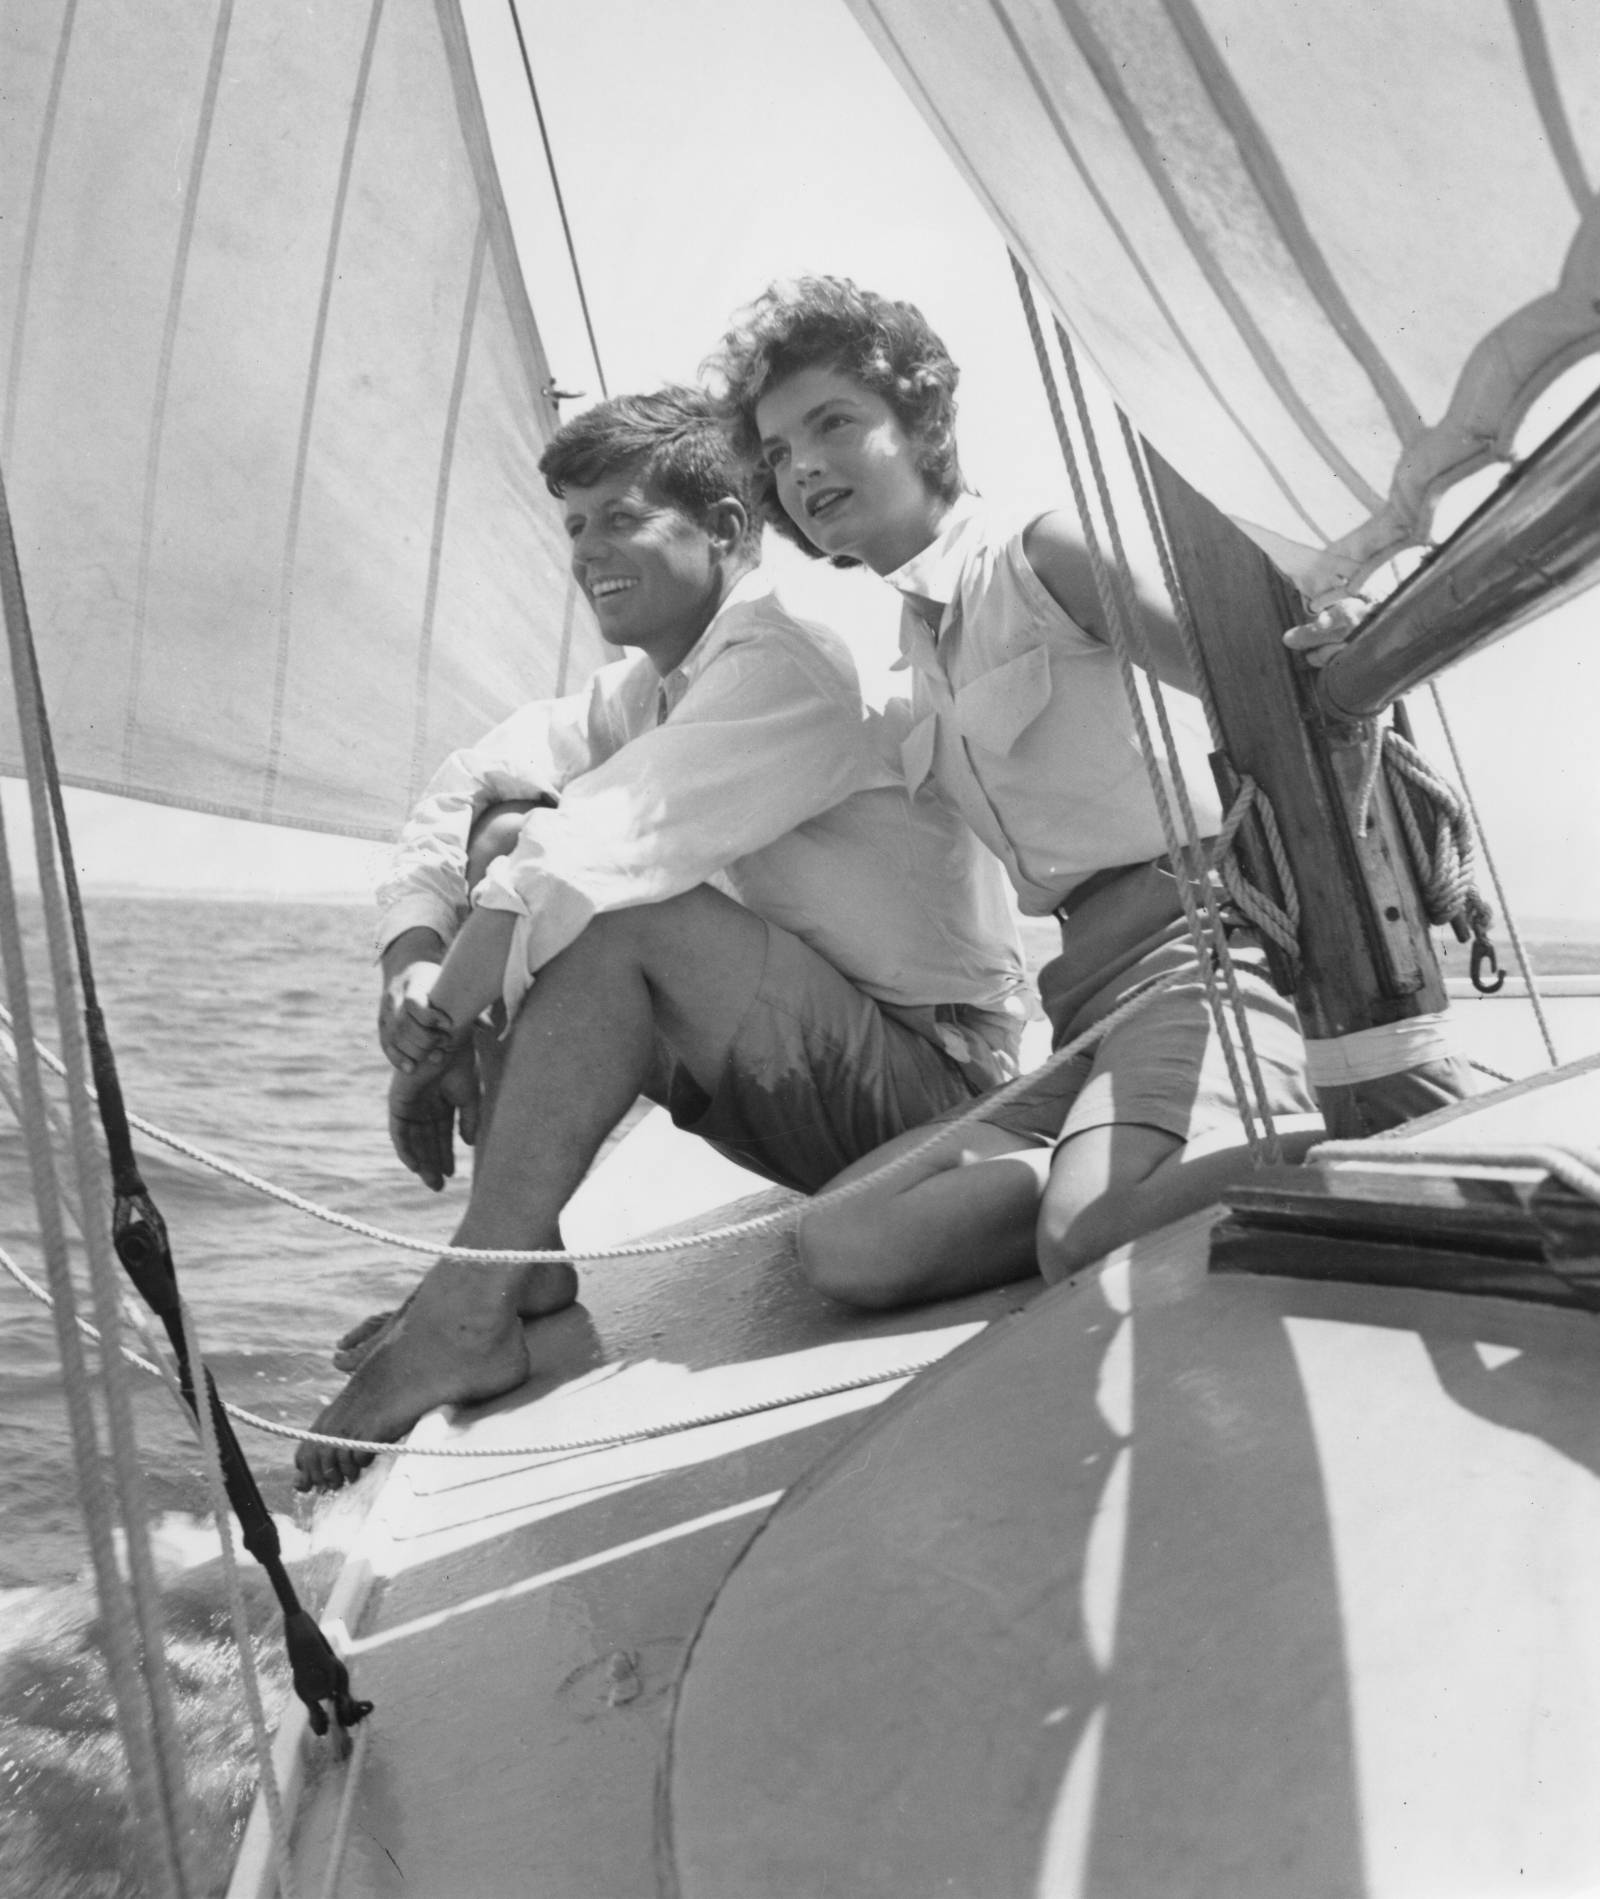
[506,0,609,399]
[1008,257,1283,1161]
[1,475,196,1897]
[1426,681,1560,1066]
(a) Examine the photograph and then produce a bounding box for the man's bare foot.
[331,1263,579,1372]
[298,1261,582,1489]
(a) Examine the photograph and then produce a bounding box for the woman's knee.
[1035,1190,1115,1285]
[795,1195,921,1311]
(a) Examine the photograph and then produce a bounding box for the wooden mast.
[1142,447,1456,1140]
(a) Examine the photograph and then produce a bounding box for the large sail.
[845,0,1600,606]
[0,0,604,840]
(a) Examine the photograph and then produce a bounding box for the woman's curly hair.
[704,277,964,558]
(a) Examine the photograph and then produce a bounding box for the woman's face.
[754,364,949,574]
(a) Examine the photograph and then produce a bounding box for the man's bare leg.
[296,888,772,1489]
[795,1119,1052,1309]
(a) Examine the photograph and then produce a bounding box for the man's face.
[563,470,723,669]
[755,364,944,574]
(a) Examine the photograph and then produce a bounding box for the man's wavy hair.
[705,278,963,559]
[539,385,762,557]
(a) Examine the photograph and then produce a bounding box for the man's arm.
[374,683,604,1064]
[470,625,875,1017]
[1022,510,1199,695]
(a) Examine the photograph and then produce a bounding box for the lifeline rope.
[1,474,198,1896]
[1427,681,1560,1066]
[1009,257,1282,1159]
[0,1236,961,1460]
[2,965,1189,1266]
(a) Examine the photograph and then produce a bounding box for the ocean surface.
[2,893,1598,1894]
[1,895,467,1895]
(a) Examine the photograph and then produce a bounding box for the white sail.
[0,0,604,840]
[844,0,1600,605]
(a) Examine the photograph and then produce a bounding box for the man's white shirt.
[377,568,1025,1037]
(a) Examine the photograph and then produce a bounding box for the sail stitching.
[262,0,387,818]
[122,0,237,789]
[408,218,489,806]
[1050,0,1386,510]
[1,0,79,466]
[1159,0,1423,443]
[972,0,1331,543]
[1508,0,1592,211]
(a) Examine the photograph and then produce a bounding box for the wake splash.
[0,1513,343,1898]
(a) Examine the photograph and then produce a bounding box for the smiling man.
[294,386,1026,1489]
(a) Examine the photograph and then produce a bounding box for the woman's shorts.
[975,936,1317,1151]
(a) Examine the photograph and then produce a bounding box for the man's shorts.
[975,935,1317,1151]
[648,918,1008,1194]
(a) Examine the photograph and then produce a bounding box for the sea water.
[1,894,463,1895]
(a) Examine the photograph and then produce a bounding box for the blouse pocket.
[952,640,1051,756]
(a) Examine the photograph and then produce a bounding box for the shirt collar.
[656,565,773,694]
[882,494,985,615]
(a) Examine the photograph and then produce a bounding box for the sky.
[3,0,1597,925]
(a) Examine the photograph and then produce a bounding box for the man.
[295,386,1025,1489]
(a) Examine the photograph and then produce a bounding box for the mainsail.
[844,0,1600,608]
[0,0,603,841]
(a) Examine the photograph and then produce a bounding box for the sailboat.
[5,1,1600,1894]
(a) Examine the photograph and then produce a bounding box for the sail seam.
[262,0,387,818]
[409,219,488,805]
[1158,0,1423,442]
[121,0,237,788]
[2,0,79,467]
[972,0,1331,543]
[1050,0,1385,510]
[1508,0,1592,212]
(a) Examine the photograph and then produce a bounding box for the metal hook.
[1470,933,1505,995]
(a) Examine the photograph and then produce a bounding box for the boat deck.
[229,990,1600,1898]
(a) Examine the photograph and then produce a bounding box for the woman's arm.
[1022,510,1199,696]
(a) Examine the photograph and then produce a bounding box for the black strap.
[16,631,371,1744]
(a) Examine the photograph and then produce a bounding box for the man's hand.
[379,957,461,1074]
[1282,596,1369,669]
[388,1046,481,1191]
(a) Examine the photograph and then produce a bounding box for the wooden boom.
[1318,386,1600,720]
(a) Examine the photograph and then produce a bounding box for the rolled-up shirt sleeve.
[374,686,602,955]
[475,630,875,1014]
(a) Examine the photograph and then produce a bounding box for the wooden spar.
[1142,446,1452,1136]
[1318,386,1600,721]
